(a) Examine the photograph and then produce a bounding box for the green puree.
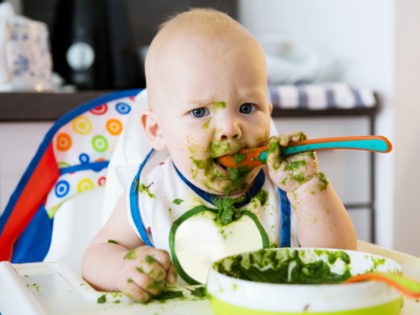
[213,196,244,225]
[150,286,207,304]
[214,249,352,285]
[232,152,246,164]
[190,155,252,195]
[139,183,155,198]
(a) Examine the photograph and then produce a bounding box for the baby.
[82,8,357,302]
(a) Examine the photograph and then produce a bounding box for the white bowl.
[206,248,403,315]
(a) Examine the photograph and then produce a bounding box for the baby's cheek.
[186,135,211,157]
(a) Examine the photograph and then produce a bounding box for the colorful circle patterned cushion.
[44,97,135,218]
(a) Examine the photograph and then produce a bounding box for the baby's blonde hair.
[145,8,259,108]
[145,8,247,84]
[158,8,237,35]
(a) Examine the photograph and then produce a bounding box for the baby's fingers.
[145,248,172,272]
[121,279,151,303]
[166,264,177,285]
[267,137,282,169]
[130,271,165,296]
[277,134,291,147]
[290,131,307,143]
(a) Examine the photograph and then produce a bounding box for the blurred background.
[18,0,237,90]
[1,0,419,257]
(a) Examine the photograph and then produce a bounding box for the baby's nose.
[216,118,242,141]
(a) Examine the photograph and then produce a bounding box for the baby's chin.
[192,169,260,197]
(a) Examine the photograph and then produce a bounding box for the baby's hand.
[116,246,176,302]
[267,131,320,192]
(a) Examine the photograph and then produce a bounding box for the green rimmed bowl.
[206,248,403,315]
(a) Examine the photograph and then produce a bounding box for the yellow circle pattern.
[77,178,95,193]
[72,115,92,135]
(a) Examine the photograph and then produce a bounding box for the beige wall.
[393,0,420,255]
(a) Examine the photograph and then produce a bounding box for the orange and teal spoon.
[217,135,392,168]
[344,272,420,299]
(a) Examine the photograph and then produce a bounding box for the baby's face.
[152,32,271,196]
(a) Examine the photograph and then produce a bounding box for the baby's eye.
[190,107,210,118]
[239,103,256,114]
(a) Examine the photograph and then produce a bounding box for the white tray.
[0,261,213,315]
[1,246,420,315]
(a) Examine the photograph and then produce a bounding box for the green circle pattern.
[91,135,109,152]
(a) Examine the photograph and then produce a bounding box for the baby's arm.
[82,195,176,302]
[267,132,357,249]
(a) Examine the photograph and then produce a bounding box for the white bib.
[128,150,295,284]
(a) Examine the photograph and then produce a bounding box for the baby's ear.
[140,110,166,150]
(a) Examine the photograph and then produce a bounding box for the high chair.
[0,88,286,273]
[0,89,150,272]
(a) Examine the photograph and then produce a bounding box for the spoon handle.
[344,272,420,299]
[261,135,392,161]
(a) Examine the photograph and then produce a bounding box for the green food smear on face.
[139,183,155,198]
[173,198,184,205]
[190,156,251,195]
[213,249,352,285]
[213,101,226,111]
[191,157,224,181]
[202,119,210,130]
[107,239,119,244]
[209,141,232,158]
[123,249,137,260]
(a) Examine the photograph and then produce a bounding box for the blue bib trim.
[129,149,155,246]
[279,188,291,247]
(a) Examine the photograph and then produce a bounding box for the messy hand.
[116,246,177,302]
[267,131,320,192]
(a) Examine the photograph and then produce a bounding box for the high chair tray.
[0,261,212,315]
[1,242,420,315]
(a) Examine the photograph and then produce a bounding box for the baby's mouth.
[209,142,246,173]
[213,157,229,172]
